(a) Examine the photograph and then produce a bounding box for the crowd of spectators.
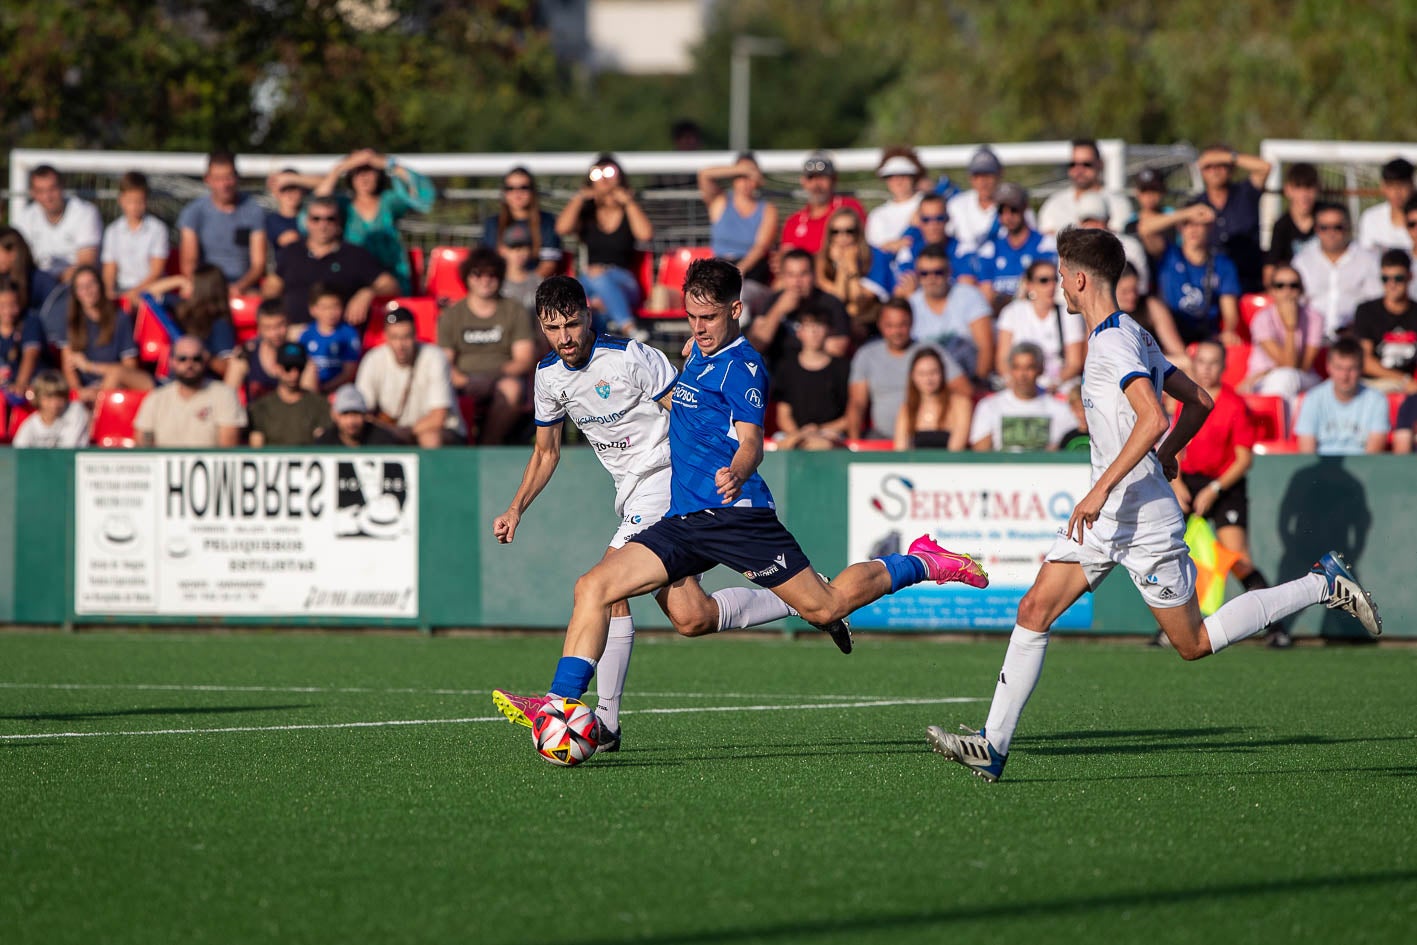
[6,139,1417,458]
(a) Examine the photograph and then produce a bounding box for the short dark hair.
[671,118,702,140]
[880,297,913,320]
[28,164,60,186]
[1381,158,1415,183]
[1314,201,1349,222]
[1404,194,1417,217]
[307,282,342,307]
[1285,162,1319,188]
[795,303,832,327]
[918,192,947,212]
[1193,337,1226,365]
[460,246,506,284]
[780,247,814,271]
[1381,248,1412,271]
[917,243,950,267]
[1056,226,1126,285]
[256,298,287,319]
[307,195,342,222]
[682,257,742,307]
[1071,138,1101,160]
[535,275,589,321]
[207,151,237,173]
[1330,337,1363,363]
[118,171,148,194]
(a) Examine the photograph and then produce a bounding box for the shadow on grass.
[1025,733,1414,757]
[591,737,926,768]
[1015,764,1417,784]
[0,703,314,723]
[538,870,1417,945]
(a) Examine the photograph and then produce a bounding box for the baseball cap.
[1076,192,1109,222]
[802,150,835,176]
[995,182,1028,210]
[877,155,920,178]
[501,221,533,248]
[967,147,1002,176]
[1135,167,1164,191]
[276,341,308,370]
[331,385,368,415]
[384,306,415,326]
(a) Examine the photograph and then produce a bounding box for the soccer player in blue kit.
[512,257,990,739]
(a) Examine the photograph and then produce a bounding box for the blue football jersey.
[973,229,1058,299]
[668,335,775,515]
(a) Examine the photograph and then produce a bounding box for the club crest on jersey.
[595,380,611,399]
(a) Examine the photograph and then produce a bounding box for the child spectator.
[100,171,169,306]
[1264,162,1320,284]
[226,299,299,403]
[0,279,46,398]
[772,307,850,450]
[298,283,361,393]
[264,168,308,250]
[11,370,90,448]
[60,265,151,403]
[498,221,543,318]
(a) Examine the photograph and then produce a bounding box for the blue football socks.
[877,553,928,593]
[548,656,597,701]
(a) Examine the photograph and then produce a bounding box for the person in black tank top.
[555,154,654,337]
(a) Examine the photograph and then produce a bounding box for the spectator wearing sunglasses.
[1037,139,1131,234]
[134,335,246,447]
[893,193,975,287]
[247,342,330,447]
[481,167,563,279]
[780,150,866,256]
[267,195,399,326]
[905,243,994,385]
[1291,202,1381,340]
[970,183,1057,311]
[1240,264,1323,404]
[994,260,1083,392]
[1191,144,1272,293]
[816,207,893,336]
[556,154,653,339]
[1352,249,1417,393]
[1358,158,1415,253]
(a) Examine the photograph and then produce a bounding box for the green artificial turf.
[1,630,1413,945]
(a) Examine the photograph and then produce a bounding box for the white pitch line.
[0,682,946,702]
[0,697,983,741]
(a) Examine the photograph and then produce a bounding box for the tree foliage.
[2,0,1416,160]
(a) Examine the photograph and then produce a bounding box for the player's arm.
[716,420,763,504]
[493,421,563,544]
[1066,375,1178,542]
[1155,367,1215,475]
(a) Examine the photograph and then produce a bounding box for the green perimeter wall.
[0,449,1408,638]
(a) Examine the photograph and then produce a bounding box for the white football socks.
[594,616,635,732]
[711,586,795,631]
[983,625,1051,756]
[1204,571,1326,652]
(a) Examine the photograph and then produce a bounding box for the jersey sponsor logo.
[746,388,763,409]
[591,437,631,452]
[575,409,627,424]
[673,385,698,407]
[744,553,788,580]
[595,380,611,399]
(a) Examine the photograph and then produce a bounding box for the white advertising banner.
[847,461,1093,630]
[75,453,418,618]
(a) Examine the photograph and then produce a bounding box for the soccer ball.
[532,698,600,767]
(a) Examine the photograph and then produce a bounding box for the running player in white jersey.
[490,277,843,751]
[928,227,1381,782]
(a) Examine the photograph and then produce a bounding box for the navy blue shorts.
[631,507,813,588]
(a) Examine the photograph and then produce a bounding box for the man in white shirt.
[13,165,102,282]
[355,306,466,446]
[1358,157,1414,252]
[1292,202,1382,339]
[1037,139,1132,235]
[947,147,1039,254]
[969,343,1073,451]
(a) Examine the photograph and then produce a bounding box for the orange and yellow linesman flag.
[1184,514,1243,616]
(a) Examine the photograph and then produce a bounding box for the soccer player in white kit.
[928,227,1381,782]
[490,277,840,751]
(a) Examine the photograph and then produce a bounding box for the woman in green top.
[311,148,436,294]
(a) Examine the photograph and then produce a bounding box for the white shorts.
[609,467,672,550]
[1045,514,1196,609]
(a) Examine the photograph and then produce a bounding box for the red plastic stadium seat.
[1238,293,1271,342]
[1221,343,1250,389]
[228,294,262,344]
[0,400,10,444]
[640,247,715,320]
[1241,393,1287,442]
[1387,390,1405,430]
[133,301,174,371]
[1253,438,1301,455]
[6,403,35,442]
[91,389,148,448]
[362,296,441,349]
[457,393,479,444]
[846,439,895,452]
[425,246,470,305]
